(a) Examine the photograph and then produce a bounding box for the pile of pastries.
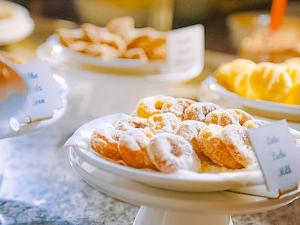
[215,58,300,105]
[89,95,262,174]
[57,16,166,61]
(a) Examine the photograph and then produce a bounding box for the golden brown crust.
[205,109,253,127]
[90,126,121,161]
[136,95,176,118]
[114,116,149,131]
[162,98,196,119]
[199,125,253,169]
[148,133,199,173]
[106,16,135,40]
[89,96,258,172]
[184,102,221,122]
[175,120,210,163]
[148,113,181,134]
[118,129,154,169]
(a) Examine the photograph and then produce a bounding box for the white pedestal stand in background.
[69,148,300,225]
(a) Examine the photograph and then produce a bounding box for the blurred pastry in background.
[0,52,26,102]
[240,26,300,63]
[215,58,300,105]
[56,16,167,61]
[227,12,300,63]
[106,16,135,41]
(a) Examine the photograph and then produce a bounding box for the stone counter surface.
[1,121,300,225]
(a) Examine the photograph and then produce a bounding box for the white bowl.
[199,76,300,122]
[37,33,203,78]
[0,1,34,45]
[65,113,267,192]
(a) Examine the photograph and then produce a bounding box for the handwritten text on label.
[248,120,300,191]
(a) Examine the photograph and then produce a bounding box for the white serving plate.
[65,113,269,192]
[199,76,300,121]
[37,38,202,83]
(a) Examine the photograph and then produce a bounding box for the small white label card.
[14,61,63,123]
[167,25,204,72]
[248,120,300,191]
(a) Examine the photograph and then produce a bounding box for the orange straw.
[269,0,287,32]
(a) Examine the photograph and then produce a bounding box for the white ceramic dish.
[69,151,300,225]
[199,76,300,121]
[37,39,202,83]
[0,1,34,45]
[65,113,268,192]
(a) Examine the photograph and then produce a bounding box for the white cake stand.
[69,148,300,225]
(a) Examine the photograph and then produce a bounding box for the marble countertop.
[1,71,300,225]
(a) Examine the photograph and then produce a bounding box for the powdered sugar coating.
[205,109,253,127]
[162,98,196,118]
[234,109,254,125]
[114,116,148,131]
[118,129,154,169]
[88,96,264,174]
[148,112,181,133]
[90,123,121,161]
[148,133,200,173]
[183,102,221,121]
[199,124,255,169]
[136,95,176,118]
[175,120,211,161]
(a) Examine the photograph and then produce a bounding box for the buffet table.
[1,18,300,225]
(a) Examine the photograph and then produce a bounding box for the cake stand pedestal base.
[134,206,233,225]
[69,148,300,225]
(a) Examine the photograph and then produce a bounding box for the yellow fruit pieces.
[215,59,256,98]
[215,58,300,105]
[250,63,293,102]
